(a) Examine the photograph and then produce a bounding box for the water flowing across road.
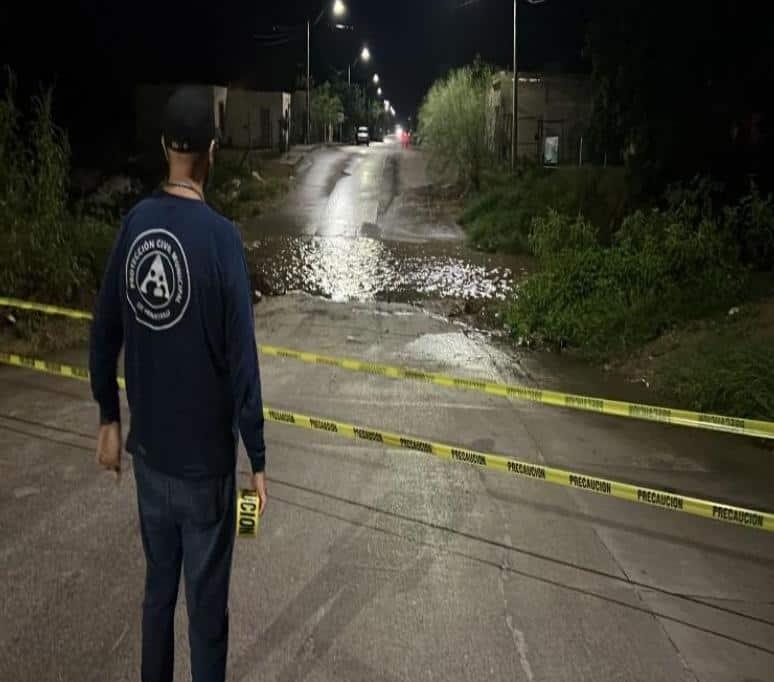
[242,142,528,304]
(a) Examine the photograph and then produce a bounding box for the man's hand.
[251,471,267,515]
[96,422,122,479]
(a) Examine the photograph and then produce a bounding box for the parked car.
[356,126,370,146]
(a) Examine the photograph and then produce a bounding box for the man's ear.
[161,135,169,161]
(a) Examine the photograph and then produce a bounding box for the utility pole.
[511,0,517,171]
[306,19,311,145]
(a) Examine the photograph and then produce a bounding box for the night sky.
[1,0,587,159]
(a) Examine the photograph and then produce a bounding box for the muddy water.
[244,235,529,304]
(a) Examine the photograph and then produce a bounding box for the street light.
[377,87,382,96]
[384,99,390,112]
[390,107,395,117]
[348,46,372,86]
[373,73,380,85]
[307,1,348,144]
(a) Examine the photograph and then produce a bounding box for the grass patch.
[658,335,774,420]
[632,301,774,421]
[459,165,630,254]
[209,158,289,223]
[0,314,89,355]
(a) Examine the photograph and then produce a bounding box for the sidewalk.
[278,145,319,167]
[396,147,430,191]
[280,143,347,167]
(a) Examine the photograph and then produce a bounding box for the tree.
[586,0,774,194]
[418,62,494,190]
[368,100,386,137]
[347,84,367,126]
[310,82,343,143]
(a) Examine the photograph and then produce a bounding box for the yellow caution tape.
[0,297,93,321]
[236,489,261,538]
[0,351,103,384]
[1,351,772,533]
[259,344,774,441]
[3,296,774,441]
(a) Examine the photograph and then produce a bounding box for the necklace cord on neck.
[165,180,205,201]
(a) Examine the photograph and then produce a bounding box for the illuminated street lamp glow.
[384,99,390,112]
[390,107,396,116]
[361,46,371,61]
[373,73,380,84]
[333,0,346,16]
[377,87,382,96]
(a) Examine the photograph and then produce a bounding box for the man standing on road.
[89,86,267,682]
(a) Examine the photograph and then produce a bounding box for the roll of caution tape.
[2,351,770,533]
[3,296,774,441]
[237,489,261,538]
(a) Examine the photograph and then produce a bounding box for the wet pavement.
[243,141,527,304]
[2,142,774,682]
[245,235,521,303]
[2,295,773,682]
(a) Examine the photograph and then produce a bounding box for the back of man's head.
[162,86,217,174]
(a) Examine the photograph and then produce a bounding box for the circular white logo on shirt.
[126,229,190,331]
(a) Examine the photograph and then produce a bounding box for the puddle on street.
[245,235,529,304]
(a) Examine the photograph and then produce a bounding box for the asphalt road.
[242,141,524,303]
[248,142,396,238]
[1,142,774,681]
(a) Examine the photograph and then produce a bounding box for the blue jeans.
[133,455,236,682]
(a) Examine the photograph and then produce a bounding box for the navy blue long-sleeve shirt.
[89,191,265,477]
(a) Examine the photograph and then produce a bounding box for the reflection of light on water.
[245,236,522,303]
[303,237,383,303]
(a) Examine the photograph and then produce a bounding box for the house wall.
[213,87,228,138]
[291,91,308,144]
[489,72,592,164]
[224,90,291,150]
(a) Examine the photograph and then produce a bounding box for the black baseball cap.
[162,85,217,153]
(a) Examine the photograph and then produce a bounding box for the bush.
[528,209,598,262]
[0,73,115,306]
[726,183,774,271]
[663,175,774,272]
[508,247,663,357]
[507,204,747,359]
[418,62,494,190]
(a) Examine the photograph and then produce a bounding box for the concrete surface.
[1,141,773,681]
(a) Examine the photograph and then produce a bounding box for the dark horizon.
[1,0,588,161]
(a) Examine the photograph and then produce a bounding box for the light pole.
[460,0,545,170]
[511,0,517,170]
[307,1,347,144]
